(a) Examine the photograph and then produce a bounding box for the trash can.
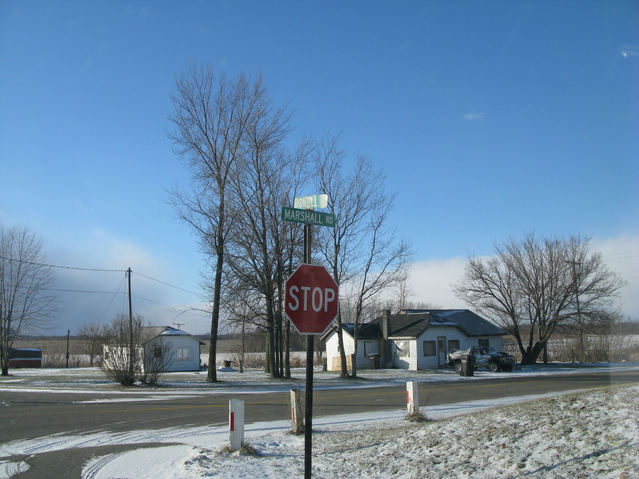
[459,355,475,377]
[368,353,380,369]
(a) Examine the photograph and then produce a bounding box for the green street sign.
[281,206,335,228]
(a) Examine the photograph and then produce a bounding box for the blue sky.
[1,1,638,333]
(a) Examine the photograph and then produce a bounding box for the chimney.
[382,310,392,339]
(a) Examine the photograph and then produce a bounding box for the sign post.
[283,197,337,479]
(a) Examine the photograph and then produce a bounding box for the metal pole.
[66,329,70,368]
[303,222,313,479]
[127,268,134,380]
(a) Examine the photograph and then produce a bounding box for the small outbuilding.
[141,326,202,372]
[323,309,506,371]
[103,326,202,373]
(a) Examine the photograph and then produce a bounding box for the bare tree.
[315,137,401,377]
[314,139,370,377]
[102,314,144,386]
[0,227,56,376]
[77,322,106,367]
[224,86,292,379]
[348,196,411,377]
[169,66,263,382]
[141,333,174,386]
[454,234,624,364]
[395,268,412,312]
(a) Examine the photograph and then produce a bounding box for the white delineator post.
[406,381,419,416]
[290,389,304,434]
[229,399,245,450]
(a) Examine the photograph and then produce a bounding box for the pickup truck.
[447,346,515,372]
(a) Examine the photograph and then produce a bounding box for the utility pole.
[66,329,70,368]
[127,267,134,379]
[567,260,584,362]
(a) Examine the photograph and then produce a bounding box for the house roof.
[142,326,201,342]
[322,309,505,341]
[370,313,431,338]
[399,309,506,337]
[321,321,382,341]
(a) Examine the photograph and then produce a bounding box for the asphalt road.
[1,370,638,478]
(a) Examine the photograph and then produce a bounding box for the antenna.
[173,322,184,330]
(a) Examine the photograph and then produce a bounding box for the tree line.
[168,66,409,381]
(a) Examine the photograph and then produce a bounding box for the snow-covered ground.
[1,364,638,478]
[1,385,637,478]
[2,362,639,396]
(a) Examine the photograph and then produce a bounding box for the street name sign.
[294,194,328,210]
[285,264,339,335]
[281,206,335,228]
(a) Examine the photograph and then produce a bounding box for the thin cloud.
[621,45,639,59]
[463,112,487,121]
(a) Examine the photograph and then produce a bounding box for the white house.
[323,309,506,372]
[103,326,202,373]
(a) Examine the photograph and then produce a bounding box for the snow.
[81,386,638,479]
[1,386,637,478]
[3,363,639,397]
[0,460,30,478]
[2,364,638,478]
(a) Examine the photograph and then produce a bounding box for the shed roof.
[142,326,201,342]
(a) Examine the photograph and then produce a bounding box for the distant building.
[103,326,202,373]
[323,309,506,371]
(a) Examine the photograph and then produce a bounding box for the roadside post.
[282,195,337,479]
[290,388,304,434]
[406,381,419,416]
[228,399,245,451]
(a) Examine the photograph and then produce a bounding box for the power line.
[131,293,210,314]
[44,288,127,295]
[99,274,127,321]
[0,255,125,273]
[132,271,202,297]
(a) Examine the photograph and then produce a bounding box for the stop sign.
[285,264,339,335]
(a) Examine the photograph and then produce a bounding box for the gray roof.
[142,326,201,342]
[321,322,381,341]
[399,309,506,337]
[322,309,505,341]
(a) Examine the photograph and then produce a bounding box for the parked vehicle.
[447,346,515,372]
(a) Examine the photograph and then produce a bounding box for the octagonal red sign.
[285,264,339,335]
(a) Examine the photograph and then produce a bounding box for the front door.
[437,336,446,368]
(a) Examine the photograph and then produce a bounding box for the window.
[177,347,190,361]
[448,340,460,353]
[154,347,163,358]
[396,340,410,358]
[423,341,436,357]
[478,338,489,348]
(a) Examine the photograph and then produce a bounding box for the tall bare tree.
[169,66,263,382]
[0,227,56,376]
[455,234,624,364]
[348,197,411,377]
[315,136,406,377]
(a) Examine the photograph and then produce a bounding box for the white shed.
[142,326,202,372]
